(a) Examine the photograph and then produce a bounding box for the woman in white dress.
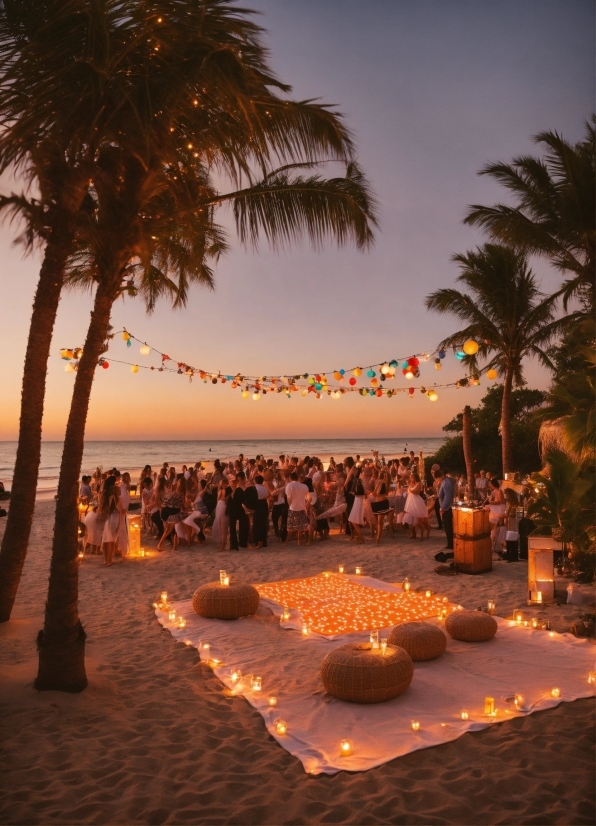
[211,483,231,550]
[116,472,131,556]
[348,477,366,544]
[403,473,430,539]
[84,505,104,555]
[182,479,209,545]
[101,480,121,566]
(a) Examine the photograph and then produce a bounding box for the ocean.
[0,437,446,500]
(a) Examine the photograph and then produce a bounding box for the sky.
[0,0,593,441]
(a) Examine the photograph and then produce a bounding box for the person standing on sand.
[437,469,456,551]
[229,473,249,550]
[285,472,309,546]
[101,477,121,566]
[348,476,366,544]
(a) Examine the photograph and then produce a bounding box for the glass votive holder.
[411,720,420,731]
[460,709,469,720]
[230,669,241,684]
[531,618,540,629]
[370,630,379,649]
[380,638,388,656]
[160,591,168,604]
[487,598,496,615]
[484,696,495,716]
[268,696,277,707]
[281,607,291,622]
[168,610,176,622]
[514,610,523,625]
[514,693,525,710]
[275,719,287,735]
[403,577,410,592]
[355,566,362,575]
[550,687,560,698]
[219,570,227,586]
[425,590,432,598]
[338,565,345,574]
[339,739,353,756]
[588,671,596,685]
[251,676,262,692]
[302,623,310,636]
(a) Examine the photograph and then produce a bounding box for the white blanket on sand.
[156,575,595,775]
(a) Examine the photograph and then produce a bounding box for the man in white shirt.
[285,473,309,512]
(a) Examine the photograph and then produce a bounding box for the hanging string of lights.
[60,329,499,402]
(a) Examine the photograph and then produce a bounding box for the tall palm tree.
[464,118,595,314]
[34,7,377,691]
[0,0,370,622]
[425,244,569,474]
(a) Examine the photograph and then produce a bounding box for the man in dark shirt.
[229,474,248,550]
[437,469,457,551]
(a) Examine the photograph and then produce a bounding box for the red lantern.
[349,377,356,386]
[101,361,109,369]
[376,389,383,397]
[408,357,419,367]
[408,388,415,396]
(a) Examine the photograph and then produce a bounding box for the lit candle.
[460,709,469,720]
[380,638,388,656]
[281,607,290,622]
[411,720,420,731]
[403,577,411,592]
[531,618,539,629]
[339,739,353,756]
[251,676,262,692]
[268,696,277,707]
[514,694,524,710]
[514,610,523,625]
[202,643,210,651]
[178,618,186,629]
[425,590,432,598]
[168,610,176,622]
[302,623,310,636]
[487,598,496,615]
[370,630,379,649]
[523,620,529,627]
[160,591,168,604]
[338,565,345,574]
[230,669,241,683]
[139,548,145,557]
[223,575,230,586]
[275,719,287,735]
[355,566,362,575]
[484,696,495,716]
[588,671,596,685]
[77,551,84,560]
[219,570,227,586]
[536,591,543,604]
[550,687,560,698]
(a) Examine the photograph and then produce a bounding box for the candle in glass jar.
[514,610,523,625]
[484,696,495,716]
[281,607,290,622]
[380,638,388,656]
[487,598,496,614]
[531,618,539,629]
[550,687,560,698]
[275,719,287,735]
[219,570,227,586]
[425,590,432,598]
[338,564,345,574]
[168,610,176,622]
[403,577,411,592]
[302,623,310,636]
[411,720,420,731]
[160,591,168,604]
[355,566,362,575]
[230,669,241,683]
[268,696,277,707]
[460,709,469,720]
[339,739,352,756]
[514,694,524,710]
[370,630,379,649]
[251,676,262,692]
[178,618,186,629]
[588,671,596,685]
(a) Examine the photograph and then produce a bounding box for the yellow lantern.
[122,331,130,340]
[353,367,362,377]
[463,339,479,356]
[252,392,260,401]
[428,391,438,402]
[241,389,249,399]
[131,364,139,373]
[65,363,75,373]
[487,368,498,380]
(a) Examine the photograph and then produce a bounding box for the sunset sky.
[0,0,592,441]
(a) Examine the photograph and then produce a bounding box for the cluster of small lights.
[256,573,453,636]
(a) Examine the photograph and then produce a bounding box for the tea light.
[251,676,262,692]
[380,638,388,656]
[531,618,540,629]
[302,623,310,636]
[160,591,168,604]
[339,739,353,756]
[202,642,210,651]
[549,631,555,638]
[514,694,525,710]
[355,566,362,575]
[411,720,420,731]
[338,564,345,574]
[77,551,84,560]
[514,610,523,625]
[178,618,186,629]
[370,630,379,649]
[588,671,596,685]
[275,719,287,735]
[281,607,291,622]
[550,687,560,698]
[425,590,432,598]
[487,598,496,614]
[460,709,469,720]
[484,696,495,716]
[403,577,411,592]
[168,610,176,622]
[230,669,241,683]
[268,696,277,707]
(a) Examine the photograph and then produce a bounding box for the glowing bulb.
[252,392,260,401]
[241,390,249,398]
[428,391,438,401]
[140,344,151,356]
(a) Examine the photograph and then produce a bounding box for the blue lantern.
[438,349,446,359]
[456,351,466,361]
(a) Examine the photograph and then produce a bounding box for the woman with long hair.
[101,476,121,566]
[404,472,430,539]
[348,477,366,544]
[370,479,395,544]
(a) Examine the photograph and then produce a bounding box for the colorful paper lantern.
[455,351,466,360]
[140,344,151,356]
[463,339,479,356]
[131,364,139,373]
[375,389,383,397]
[487,368,498,380]
[408,357,419,367]
[438,349,446,359]
[353,367,362,377]
[367,369,375,378]
[435,359,442,371]
[101,361,109,369]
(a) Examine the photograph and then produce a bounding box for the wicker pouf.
[192,582,259,620]
[388,621,447,661]
[445,610,498,642]
[321,643,413,704]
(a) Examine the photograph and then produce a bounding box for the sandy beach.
[1,501,594,825]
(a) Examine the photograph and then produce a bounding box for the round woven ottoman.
[388,621,447,661]
[192,582,259,620]
[321,643,413,704]
[445,610,497,642]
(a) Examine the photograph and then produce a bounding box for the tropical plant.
[34,2,377,691]
[425,243,568,473]
[464,117,595,314]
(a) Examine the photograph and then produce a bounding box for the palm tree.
[0,0,150,622]
[425,244,569,474]
[0,0,371,622]
[464,118,595,314]
[34,5,377,691]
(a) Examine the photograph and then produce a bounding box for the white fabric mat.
[156,576,596,775]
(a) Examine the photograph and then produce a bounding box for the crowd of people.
[77,453,515,564]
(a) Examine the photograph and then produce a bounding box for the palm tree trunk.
[462,405,474,499]
[35,279,116,692]
[500,368,514,475]
[0,221,77,622]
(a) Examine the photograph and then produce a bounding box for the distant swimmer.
[209,448,212,452]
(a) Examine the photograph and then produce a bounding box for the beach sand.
[1,500,594,825]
